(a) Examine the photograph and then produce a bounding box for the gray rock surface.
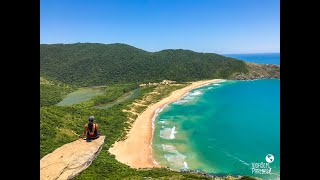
[40,136,105,180]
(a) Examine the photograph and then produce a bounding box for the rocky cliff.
[232,62,280,80]
[40,136,105,180]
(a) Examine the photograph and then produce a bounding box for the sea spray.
[170,126,176,139]
[190,90,203,96]
[162,144,179,153]
[174,89,204,104]
[150,105,169,166]
[225,152,250,166]
[173,81,227,105]
[172,82,216,105]
[160,127,175,140]
[183,161,189,169]
[164,152,187,169]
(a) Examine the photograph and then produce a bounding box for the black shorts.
[86,132,101,140]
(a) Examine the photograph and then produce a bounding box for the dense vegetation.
[40,77,76,107]
[92,83,138,106]
[41,81,204,179]
[40,43,249,86]
[39,43,270,179]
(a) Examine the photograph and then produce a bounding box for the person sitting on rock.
[82,116,101,139]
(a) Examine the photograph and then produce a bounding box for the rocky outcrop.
[233,62,280,80]
[180,169,262,180]
[40,136,105,180]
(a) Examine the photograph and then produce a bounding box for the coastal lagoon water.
[56,87,105,106]
[152,79,280,180]
[56,87,141,109]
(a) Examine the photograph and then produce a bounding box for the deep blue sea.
[225,53,280,65]
[152,54,280,180]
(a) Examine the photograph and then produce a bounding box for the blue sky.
[40,0,279,54]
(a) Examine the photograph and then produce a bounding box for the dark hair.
[88,121,93,132]
[88,116,94,132]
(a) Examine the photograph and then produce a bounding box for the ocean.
[225,53,280,65]
[152,53,280,180]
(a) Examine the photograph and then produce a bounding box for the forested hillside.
[40,77,76,107]
[40,43,249,86]
[40,43,275,179]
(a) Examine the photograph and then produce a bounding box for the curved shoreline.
[109,79,224,168]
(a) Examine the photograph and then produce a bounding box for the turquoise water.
[56,87,105,106]
[152,80,280,180]
[225,53,280,65]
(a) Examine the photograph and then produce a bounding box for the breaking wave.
[160,126,177,139]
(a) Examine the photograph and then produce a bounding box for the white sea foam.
[173,81,225,105]
[162,144,179,153]
[157,104,168,113]
[174,90,204,104]
[164,152,186,167]
[160,126,177,139]
[184,96,195,100]
[172,89,198,105]
[225,152,249,166]
[173,99,190,104]
[190,90,203,96]
[151,105,170,166]
[183,161,189,169]
[162,144,188,169]
[237,159,250,166]
[153,104,169,135]
[160,128,172,139]
[170,126,176,139]
[180,97,196,104]
[158,121,166,124]
[152,159,159,165]
[199,83,211,87]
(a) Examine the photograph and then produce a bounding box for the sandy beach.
[109,79,224,168]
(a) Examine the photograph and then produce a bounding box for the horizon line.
[39,42,279,55]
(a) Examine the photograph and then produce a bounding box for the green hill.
[40,43,251,86]
[40,43,275,179]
